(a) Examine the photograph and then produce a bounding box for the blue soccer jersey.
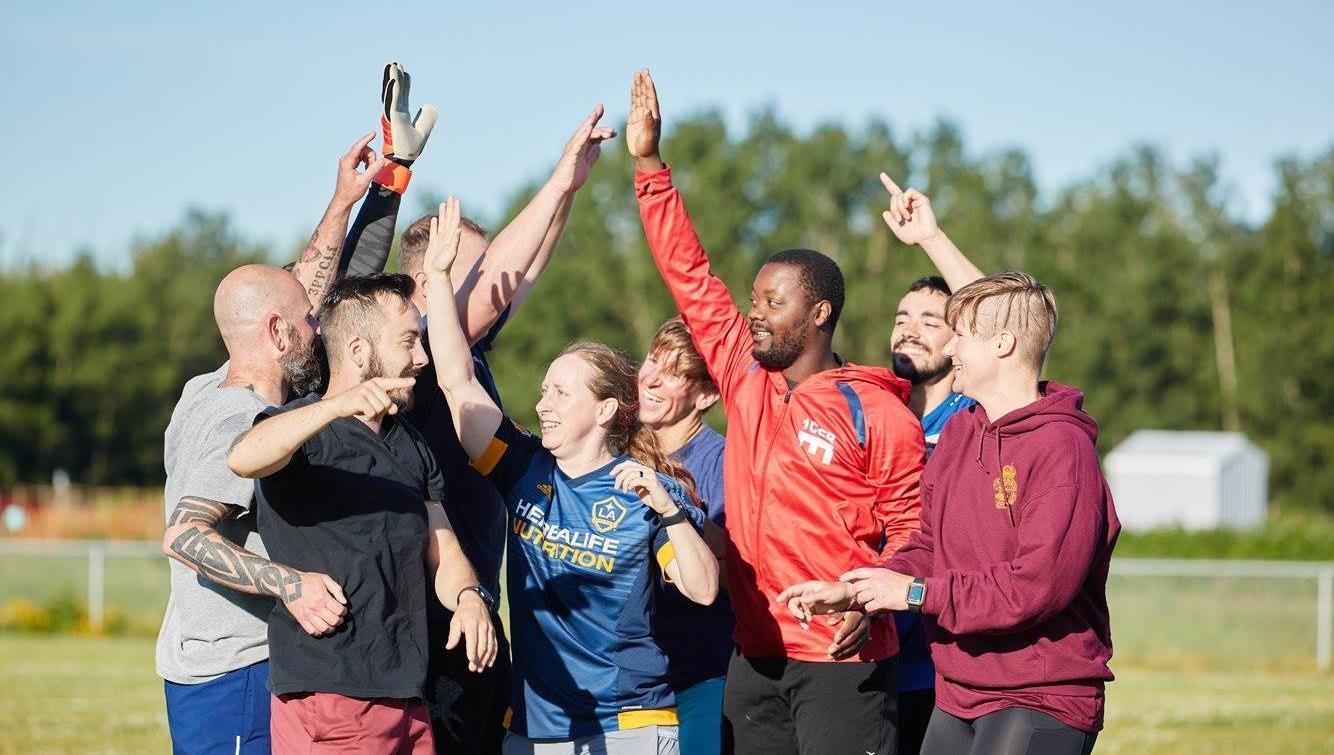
[471,417,704,739]
[920,391,975,458]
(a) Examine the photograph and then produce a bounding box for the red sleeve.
[868,410,924,554]
[636,166,754,405]
[884,479,935,578]
[921,482,1104,635]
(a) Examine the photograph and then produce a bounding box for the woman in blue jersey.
[423,198,720,755]
[636,318,733,755]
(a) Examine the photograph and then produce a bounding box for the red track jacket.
[637,166,925,662]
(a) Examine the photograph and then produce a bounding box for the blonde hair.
[398,212,489,277]
[945,271,1059,370]
[559,341,698,497]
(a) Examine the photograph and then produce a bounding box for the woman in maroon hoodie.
[780,272,1119,755]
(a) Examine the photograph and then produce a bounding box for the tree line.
[0,114,1328,514]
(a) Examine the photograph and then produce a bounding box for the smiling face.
[890,288,955,386]
[361,297,428,411]
[637,348,714,429]
[942,315,1000,399]
[748,262,821,371]
[535,352,610,458]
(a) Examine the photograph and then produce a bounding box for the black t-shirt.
[407,316,507,599]
[254,394,445,700]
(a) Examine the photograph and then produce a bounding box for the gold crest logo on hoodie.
[993,464,1018,510]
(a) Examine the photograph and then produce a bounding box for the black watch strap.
[659,507,690,527]
[457,584,496,613]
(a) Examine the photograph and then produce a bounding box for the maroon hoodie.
[885,381,1119,732]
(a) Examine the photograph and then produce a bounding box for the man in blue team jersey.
[879,172,985,755]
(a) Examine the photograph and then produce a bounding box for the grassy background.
[0,635,1330,754]
[2,551,1330,671]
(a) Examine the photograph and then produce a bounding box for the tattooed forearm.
[293,236,341,302]
[166,498,304,604]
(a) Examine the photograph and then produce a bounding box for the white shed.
[1105,430,1269,531]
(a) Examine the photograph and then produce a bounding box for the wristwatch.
[905,578,927,613]
[659,506,690,527]
[457,584,497,613]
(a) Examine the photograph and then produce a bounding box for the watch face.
[906,582,926,605]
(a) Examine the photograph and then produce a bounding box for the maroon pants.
[271,692,434,754]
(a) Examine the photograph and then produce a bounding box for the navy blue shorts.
[164,660,271,755]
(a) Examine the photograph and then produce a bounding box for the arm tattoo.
[295,231,342,302]
[167,497,304,604]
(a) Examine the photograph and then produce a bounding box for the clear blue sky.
[2,0,1329,269]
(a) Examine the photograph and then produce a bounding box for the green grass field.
[0,635,1330,754]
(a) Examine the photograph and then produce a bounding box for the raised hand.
[880,172,941,246]
[332,132,389,208]
[627,69,663,164]
[550,105,618,194]
[327,376,417,422]
[775,580,856,628]
[611,460,678,517]
[425,197,463,275]
[282,570,349,637]
[381,61,438,165]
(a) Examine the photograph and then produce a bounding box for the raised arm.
[291,133,387,305]
[878,172,984,292]
[163,497,347,636]
[508,190,574,316]
[423,198,505,459]
[629,70,754,404]
[341,61,439,279]
[456,105,616,341]
[426,502,497,672]
[227,376,416,478]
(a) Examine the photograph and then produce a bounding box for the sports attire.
[342,193,515,755]
[157,363,273,755]
[654,425,733,755]
[884,382,1119,754]
[254,394,445,754]
[894,390,974,755]
[636,165,925,754]
[469,417,704,754]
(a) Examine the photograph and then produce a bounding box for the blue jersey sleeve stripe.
[835,381,867,447]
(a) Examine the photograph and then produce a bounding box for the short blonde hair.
[945,271,1059,370]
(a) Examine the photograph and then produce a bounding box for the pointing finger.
[880,172,903,196]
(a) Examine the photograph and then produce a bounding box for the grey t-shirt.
[155,363,274,684]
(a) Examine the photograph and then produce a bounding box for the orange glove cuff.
[374,161,412,194]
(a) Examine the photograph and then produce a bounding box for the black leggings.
[920,706,1097,755]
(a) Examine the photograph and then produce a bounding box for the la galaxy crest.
[590,497,629,533]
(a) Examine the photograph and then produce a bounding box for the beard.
[890,345,953,386]
[364,347,421,413]
[752,326,806,371]
[280,325,325,397]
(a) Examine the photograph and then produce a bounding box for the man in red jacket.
[781,272,1118,755]
[628,70,925,755]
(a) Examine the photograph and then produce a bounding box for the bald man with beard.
[157,264,351,755]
